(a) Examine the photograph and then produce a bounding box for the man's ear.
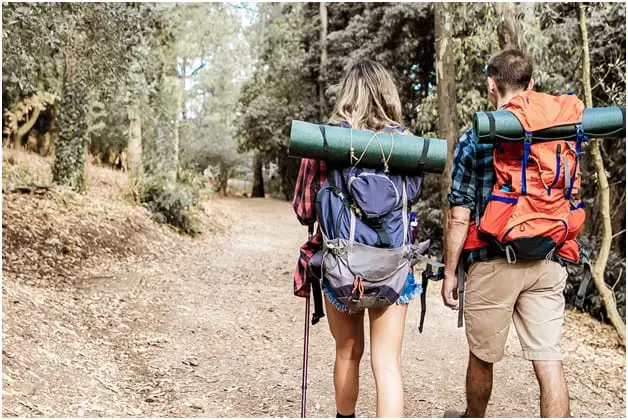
[487,77,497,93]
[526,78,535,91]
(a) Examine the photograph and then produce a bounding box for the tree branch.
[579,3,626,346]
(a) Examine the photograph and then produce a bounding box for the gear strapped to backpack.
[464,91,592,306]
[307,124,442,324]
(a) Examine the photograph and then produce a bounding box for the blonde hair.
[328,59,404,131]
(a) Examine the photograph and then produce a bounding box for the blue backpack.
[308,124,441,317]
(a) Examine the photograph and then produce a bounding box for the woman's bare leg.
[368,304,408,417]
[325,298,365,416]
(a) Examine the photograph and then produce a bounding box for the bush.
[140,175,201,235]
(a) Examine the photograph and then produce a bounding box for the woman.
[292,59,420,417]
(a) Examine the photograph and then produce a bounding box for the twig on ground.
[17,399,45,415]
[6,185,53,194]
[94,376,120,394]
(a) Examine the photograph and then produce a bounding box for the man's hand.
[442,206,470,310]
[441,271,459,310]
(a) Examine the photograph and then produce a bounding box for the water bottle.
[410,211,418,243]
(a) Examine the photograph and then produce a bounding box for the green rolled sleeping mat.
[288,120,448,174]
[474,107,626,143]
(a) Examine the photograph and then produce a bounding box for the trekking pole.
[301,224,314,418]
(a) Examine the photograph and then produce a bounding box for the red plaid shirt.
[292,158,327,298]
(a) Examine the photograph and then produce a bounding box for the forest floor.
[2,149,626,418]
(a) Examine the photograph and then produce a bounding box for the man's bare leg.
[533,360,570,418]
[466,351,493,418]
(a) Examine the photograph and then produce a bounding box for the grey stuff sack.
[312,164,431,312]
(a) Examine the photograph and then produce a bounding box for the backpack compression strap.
[575,247,592,309]
[308,224,325,325]
[418,264,442,332]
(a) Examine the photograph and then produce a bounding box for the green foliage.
[145,3,252,191]
[52,75,89,191]
[237,3,439,198]
[2,3,63,106]
[236,4,313,198]
[3,2,163,191]
[326,2,436,127]
[88,100,128,165]
[180,117,250,190]
[140,175,201,236]
[2,161,36,188]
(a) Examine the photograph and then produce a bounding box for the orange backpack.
[466,91,587,263]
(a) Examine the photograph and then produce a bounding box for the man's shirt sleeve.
[447,129,476,212]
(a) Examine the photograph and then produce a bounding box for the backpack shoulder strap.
[402,176,408,245]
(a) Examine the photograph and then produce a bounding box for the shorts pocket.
[467,261,495,279]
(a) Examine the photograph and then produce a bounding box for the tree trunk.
[249,7,268,199]
[579,3,625,345]
[435,3,460,229]
[174,57,186,180]
[319,1,328,121]
[251,151,265,197]
[52,58,89,192]
[258,6,267,59]
[217,161,229,196]
[155,110,176,178]
[128,115,142,176]
[128,112,142,200]
[495,2,526,52]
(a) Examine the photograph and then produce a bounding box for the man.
[442,49,570,418]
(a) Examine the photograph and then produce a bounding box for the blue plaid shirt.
[447,127,505,263]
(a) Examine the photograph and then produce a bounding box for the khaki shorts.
[464,258,568,363]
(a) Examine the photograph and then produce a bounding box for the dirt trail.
[2,197,625,417]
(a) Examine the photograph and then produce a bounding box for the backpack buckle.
[576,123,584,142]
[505,245,517,264]
[365,215,382,228]
[326,242,345,256]
[350,203,363,218]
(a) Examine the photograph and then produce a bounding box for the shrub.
[140,175,201,235]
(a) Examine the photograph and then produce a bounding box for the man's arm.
[441,131,476,309]
[442,206,470,309]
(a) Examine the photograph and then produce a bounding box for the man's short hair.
[487,49,533,95]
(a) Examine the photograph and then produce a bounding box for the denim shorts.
[322,270,422,313]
